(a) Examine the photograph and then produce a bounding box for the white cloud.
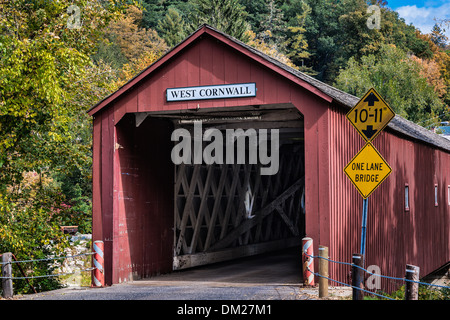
[395,3,450,36]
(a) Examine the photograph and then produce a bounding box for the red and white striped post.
[92,240,105,287]
[302,237,314,286]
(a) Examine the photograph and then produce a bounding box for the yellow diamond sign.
[346,88,395,142]
[344,143,392,199]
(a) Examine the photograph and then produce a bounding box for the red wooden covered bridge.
[88,25,450,290]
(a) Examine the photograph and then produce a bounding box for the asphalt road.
[16,247,351,301]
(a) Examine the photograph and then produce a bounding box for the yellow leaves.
[117,50,160,87]
[107,5,168,62]
[244,30,298,70]
[411,55,447,97]
[105,6,168,87]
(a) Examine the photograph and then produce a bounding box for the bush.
[368,283,450,300]
[0,180,71,294]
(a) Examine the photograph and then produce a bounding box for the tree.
[157,7,186,47]
[116,49,163,87]
[244,29,297,69]
[239,0,268,32]
[289,0,435,83]
[335,44,445,125]
[411,55,447,98]
[0,0,126,292]
[0,0,121,186]
[258,0,286,46]
[338,0,385,59]
[104,5,168,62]
[100,6,169,87]
[430,23,448,49]
[0,193,69,293]
[381,10,433,59]
[141,0,166,30]
[414,29,450,119]
[284,1,313,74]
[300,0,349,81]
[188,0,250,41]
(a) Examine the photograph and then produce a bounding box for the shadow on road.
[139,246,303,286]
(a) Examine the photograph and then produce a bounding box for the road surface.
[17,248,351,300]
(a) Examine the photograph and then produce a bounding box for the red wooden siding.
[92,107,115,285]
[113,37,299,120]
[113,115,174,282]
[328,105,450,291]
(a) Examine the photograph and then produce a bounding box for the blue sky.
[387,0,450,38]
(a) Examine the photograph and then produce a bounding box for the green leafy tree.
[141,0,166,29]
[141,0,194,31]
[293,0,433,82]
[239,0,268,32]
[430,23,448,49]
[188,0,250,41]
[0,0,123,186]
[258,0,286,45]
[285,1,313,74]
[380,8,433,59]
[158,7,186,47]
[92,35,129,69]
[335,44,445,125]
[338,1,384,60]
[0,179,69,293]
[300,0,349,81]
[244,29,297,69]
[0,0,126,293]
[104,5,168,62]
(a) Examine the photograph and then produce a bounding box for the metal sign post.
[360,198,368,266]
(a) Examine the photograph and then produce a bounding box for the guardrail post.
[302,237,314,286]
[92,241,105,287]
[405,264,420,300]
[2,252,13,299]
[352,253,364,300]
[318,246,328,298]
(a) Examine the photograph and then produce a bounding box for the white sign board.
[166,83,256,102]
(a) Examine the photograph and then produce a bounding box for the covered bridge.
[88,25,450,290]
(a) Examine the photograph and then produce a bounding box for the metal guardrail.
[1,248,101,298]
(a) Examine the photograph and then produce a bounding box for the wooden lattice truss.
[173,143,305,270]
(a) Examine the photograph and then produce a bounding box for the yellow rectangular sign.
[344,142,392,198]
[346,88,395,142]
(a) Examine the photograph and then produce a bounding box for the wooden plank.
[250,164,264,242]
[209,177,304,251]
[249,62,265,105]
[232,163,252,229]
[275,205,299,236]
[283,155,294,189]
[219,164,241,239]
[186,43,200,110]
[174,163,186,197]
[173,237,302,270]
[101,108,115,284]
[199,36,213,85]
[175,165,191,254]
[234,164,253,247]
[175,165,201,255]
[241,164,258,245]
[182,166,202,234]
[92,117,103,242]
[189,164,214,253]
[204,164,228,250]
